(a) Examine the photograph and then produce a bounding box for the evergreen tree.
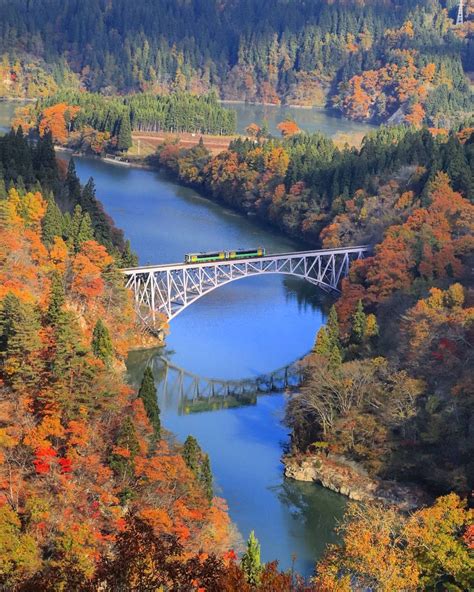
[0,179,7,200]
[42,194,64,245]
[109,416,140,481]
[79,177,116,249]
[120,240,139,267]
[80,177,97,211]
[200,453,213,503]
[34,132,58,188]
[76,211,94,247]
[182,435,213,503]
[66,204,83,249]
[138,367,160,439]
[241,530,262,586]
[117,114,132,152]
[51,309,87,392]
[350,300,367,345]
[46,272,65,325]
[65,158,82,203]
[0,293,42,390]
[66,204,94,251]
[326,305,341,350]
[91,319,114,364]
[183,435,200,474]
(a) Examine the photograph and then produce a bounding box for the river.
[222,101,375,138]
[1,101,349,576]
[69,157,346,576]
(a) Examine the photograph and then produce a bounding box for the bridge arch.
[123,246,368,324]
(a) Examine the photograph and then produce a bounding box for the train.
[184,247,266,264]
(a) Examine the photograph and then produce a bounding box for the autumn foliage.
[0,186,234,589]
[38,103,80,143]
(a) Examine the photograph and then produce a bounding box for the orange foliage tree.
[38,103,80,143]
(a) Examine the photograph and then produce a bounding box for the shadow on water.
[282,275,335,313]
[128,350,310,415]
[274,479,346,575]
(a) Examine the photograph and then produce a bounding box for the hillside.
[1,0,474,126]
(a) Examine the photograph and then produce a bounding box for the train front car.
[184,251,226,264]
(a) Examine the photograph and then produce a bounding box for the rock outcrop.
[283,453,429,511]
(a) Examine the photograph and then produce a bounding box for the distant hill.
[1,0,473,125]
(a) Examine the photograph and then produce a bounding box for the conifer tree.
[66,204,83,249]
[67,204,94,251]
[313,327,331,356]
[200,453,213,503]
[66,158,82,203]
[120,240,139,267]
[0,293,42,390]
[313,306,343,368]
[34,131,58,188]
[0,179,7,199]
[42,194,64,245]
[117,114,132,152]
[326,305,341,350]
[182,435,213,503]
[51,309,87,393]
[76,211,94,247]
[79,177,115,249]
[91,319,114,364]
[351,300,367,345]
[241,530,262,585]
[365,314,379,340]
[109,417,140,481]
[46,272,65,325]
[138,367,160,439]
[80,177,96,210]
[183,435,200,474]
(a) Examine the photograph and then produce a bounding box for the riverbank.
[283,452,431,511]
[129,130,237,157]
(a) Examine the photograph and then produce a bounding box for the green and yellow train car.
[184,251,226,264]
[227,247,265,260]
[184,247,265,264]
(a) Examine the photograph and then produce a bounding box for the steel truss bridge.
[122,246,368,324]
[150,356,307,407]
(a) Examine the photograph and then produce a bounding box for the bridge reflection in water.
[148,355,308,414]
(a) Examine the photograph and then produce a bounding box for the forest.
[0,113,472,592]
[1,0,474,126]
[11,91,236,154]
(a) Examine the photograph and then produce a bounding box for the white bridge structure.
[123,246,369,324]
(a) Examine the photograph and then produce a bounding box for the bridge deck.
[122,245,370,274]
